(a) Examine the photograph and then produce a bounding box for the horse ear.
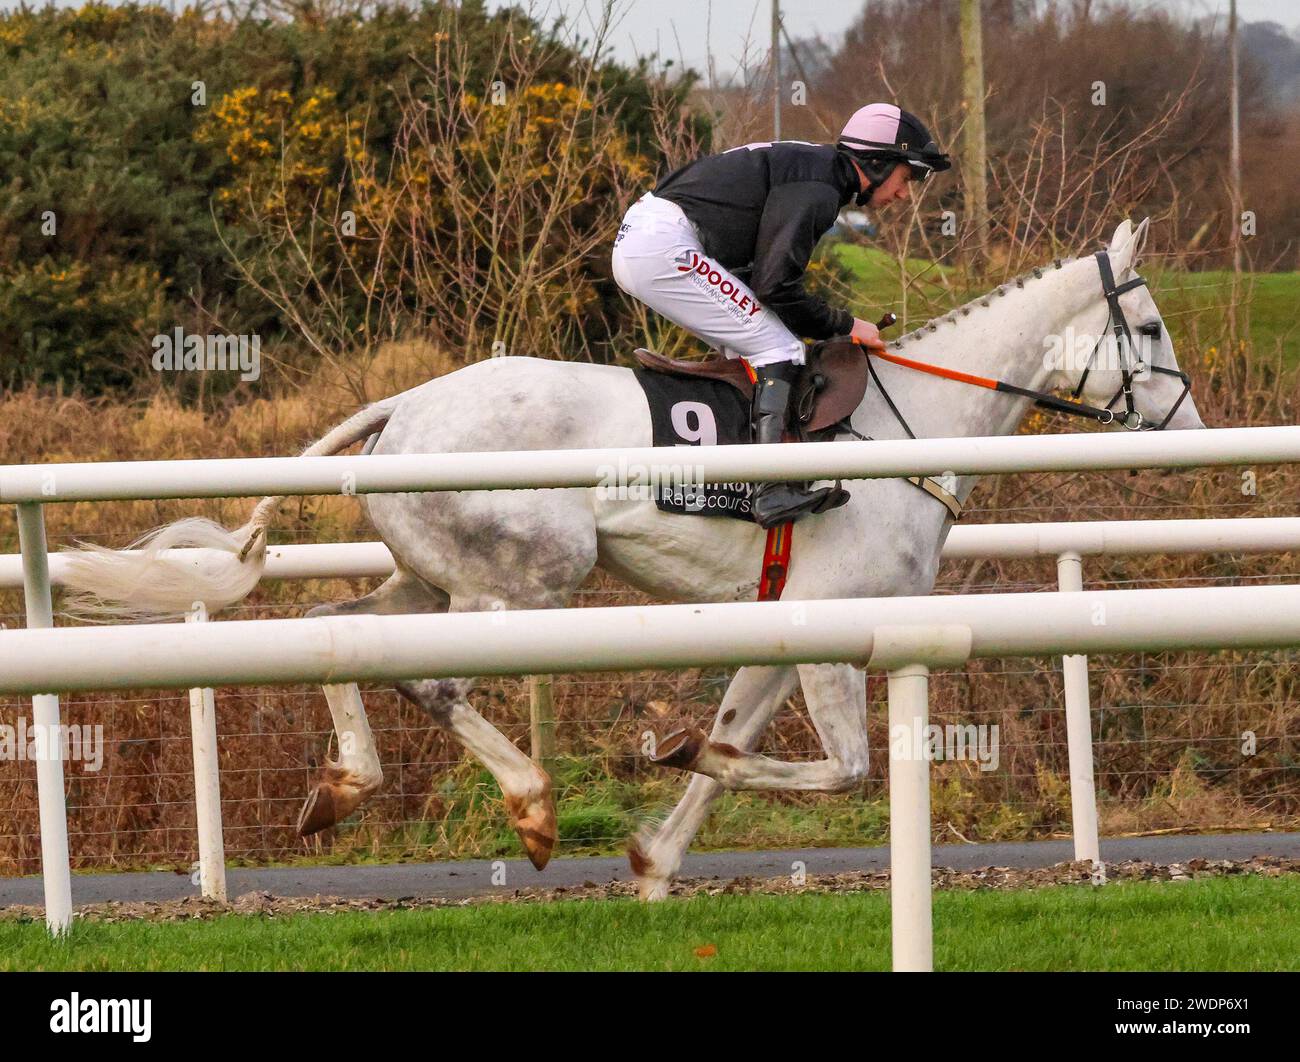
[1130,217,1151,263]
[1112,217,1151,274]
[1107,219,1134,253]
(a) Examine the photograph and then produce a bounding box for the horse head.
[1050,218,1205,432]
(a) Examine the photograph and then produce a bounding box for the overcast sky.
[0,0,1293,77]
[498,0,1300,80]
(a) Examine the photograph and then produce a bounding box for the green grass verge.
[1148,267,1300,368]
[4,875,1296,971]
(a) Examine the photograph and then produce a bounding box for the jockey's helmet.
[837,103,951,202]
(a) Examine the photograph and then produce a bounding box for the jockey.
[612,103,951,528]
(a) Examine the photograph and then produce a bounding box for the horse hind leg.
[389,572,604,872]
[395,669,558,871]
[297,682,384,836]
[297,570,451,836]
[366,495,598,869]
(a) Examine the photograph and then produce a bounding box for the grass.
[1149,267,1300,369]
[4,875,1297,971]
[281,759,898,870]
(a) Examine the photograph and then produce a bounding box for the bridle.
[854,250,1192,434]
[1070,251,1192,432]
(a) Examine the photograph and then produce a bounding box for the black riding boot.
[749,361,850,529]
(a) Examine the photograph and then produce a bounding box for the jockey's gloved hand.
[850,317,887,352]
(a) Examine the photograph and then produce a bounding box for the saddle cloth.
[631,366,758,521]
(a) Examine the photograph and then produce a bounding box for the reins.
[853,250,1191,436]
[864,344,1122,427]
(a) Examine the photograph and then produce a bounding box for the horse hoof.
[296,763,378,837]
[505,777,557,871]
[297,784,339,836]
[649,726,707,771]
[639,876,671,902]
[627,836,670,902]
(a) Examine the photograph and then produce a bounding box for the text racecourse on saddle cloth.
[612,102,952,529]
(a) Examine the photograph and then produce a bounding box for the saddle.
[633,337,868,438]
[632,338,964,521]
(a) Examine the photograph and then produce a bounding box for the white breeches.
[612,192,806,368]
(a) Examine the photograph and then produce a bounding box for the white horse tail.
[60,398,400,621]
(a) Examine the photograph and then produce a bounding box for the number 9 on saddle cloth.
[629,338,870,521]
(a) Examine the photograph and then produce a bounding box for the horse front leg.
[652,662,868,792]
[629,664,799,900]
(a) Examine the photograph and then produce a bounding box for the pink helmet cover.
[839,103,902,152]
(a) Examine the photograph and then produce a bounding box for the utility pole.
[1228,0,1242,276]
[772,0,782,140]
[960,0,989,272]
[1228,0,1242,347]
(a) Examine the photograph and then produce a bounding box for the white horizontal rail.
[4,517,1298,590]
[939,516,1300,560]
[2,425,1299,504]
[1,584,1298,695]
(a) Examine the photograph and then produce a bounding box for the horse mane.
[890,256,1079,348]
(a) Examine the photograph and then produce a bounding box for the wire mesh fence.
[2,523,1296,876]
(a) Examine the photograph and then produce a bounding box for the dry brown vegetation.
[786,0,1300,273]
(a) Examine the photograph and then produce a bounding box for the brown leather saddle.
[633,337,868,438]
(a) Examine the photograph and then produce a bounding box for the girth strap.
[758,522,794,601]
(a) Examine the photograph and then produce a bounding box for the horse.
[59,218,1204,896]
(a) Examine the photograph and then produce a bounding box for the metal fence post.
[185,602,227,901]
[1056,550,1101,865]
[15,502,72,935]
[887,662,934,972]
[871,624,973,973]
